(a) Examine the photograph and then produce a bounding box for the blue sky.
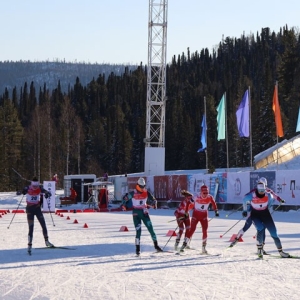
[1,0,299,65]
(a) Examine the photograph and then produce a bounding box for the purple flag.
[236,90,249,137]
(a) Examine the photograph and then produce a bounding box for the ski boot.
[229,238,239,248]
[135,238,141,256]
[179,237,190,252]
[278,249,290,258]
[179,242,187,253]
[201,242,208,254]
[27,243,32,255]
[174,239,180,251]
[257,244,263,258]
[154,240,163,252]
[28,235,32,255]
[45,238,54,248]
[136,245,141,256]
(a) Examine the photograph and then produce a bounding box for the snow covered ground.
[0,192,300,300]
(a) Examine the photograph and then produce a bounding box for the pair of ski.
[257,254,300,260]
[28,245,76,255]
[227,240,300,259]
[176,251,220,256]
[175,247,220,256]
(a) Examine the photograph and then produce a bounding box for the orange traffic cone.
[73,219,78,224]
[166,230,177,237]
[119,226,129,232]
[83,223,88,228]
[66,216,70,220]
[229,234,243,242]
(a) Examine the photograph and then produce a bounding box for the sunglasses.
[202,192,208,195]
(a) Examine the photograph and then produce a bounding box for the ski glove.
[184,212,189,219]
[279,199,285,204]
[242,211,247,217]
[153,200,157,209]
[45,192,51,199]
[215,210,219,217]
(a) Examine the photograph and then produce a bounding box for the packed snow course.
[0,192,299,299]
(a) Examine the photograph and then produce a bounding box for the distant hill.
[0,61,138,95]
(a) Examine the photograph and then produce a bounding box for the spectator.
[103,172,108,181]
[60,187,77,201]
[52,174,58,187]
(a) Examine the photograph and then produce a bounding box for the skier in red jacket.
[180,185,219,254]
[174,190,194,250]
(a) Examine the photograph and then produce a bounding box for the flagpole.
[204,96,208,170]
[225,92,229,170]
[275,81,279,169]
[249,86,253,167]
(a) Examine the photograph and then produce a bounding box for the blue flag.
[296,106,300,132]
[236,90,250,137]
[217,94,226,140]
[197,115,207,152]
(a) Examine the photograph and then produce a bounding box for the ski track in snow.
[0,193,300,299]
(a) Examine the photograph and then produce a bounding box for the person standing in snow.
[103,172,108,181]
[173,190,194,250]
[230,177,285,254]
[179,185,219,254]
[121,177,163,256]
[22,177,53,254]
[242,181,289,258]
[52,173,59,188]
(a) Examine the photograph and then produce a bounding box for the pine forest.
[0,25,300,191]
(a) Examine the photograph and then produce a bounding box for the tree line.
[0,25,299,192]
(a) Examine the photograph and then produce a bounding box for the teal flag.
[296,106,300,132]
[217,94,226,140]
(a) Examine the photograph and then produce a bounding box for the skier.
[179,185,219,254]
[230,177,285,253]
[173,190,194,250]
[242,181,289,258]
[22,177,53,254]
[122,177,163,256]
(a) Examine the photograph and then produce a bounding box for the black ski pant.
[26,204,48,244]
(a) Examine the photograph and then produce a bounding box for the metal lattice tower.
[145,0,168,148]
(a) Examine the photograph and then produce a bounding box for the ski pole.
[7,195,24,229]
[47,196,56,227]
[271,203,283,215]
[219,218,243,238]
[162,225,178,251]
[167,216,184,223]
[225,205,243,217]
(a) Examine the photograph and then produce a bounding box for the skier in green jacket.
[122,177,163,256]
